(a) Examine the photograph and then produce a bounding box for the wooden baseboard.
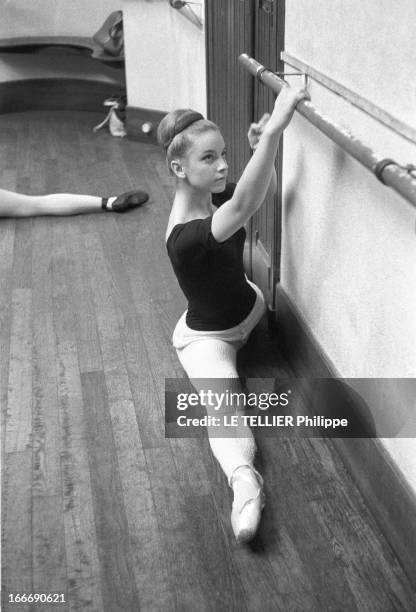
[0,79,125,114]
[274,283,416,589]
[126,106,166,145]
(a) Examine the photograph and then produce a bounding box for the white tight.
[174,282,266,485]
[176,338,256,484]
[0,188,102,217]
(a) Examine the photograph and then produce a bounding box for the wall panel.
[282,1,416,493]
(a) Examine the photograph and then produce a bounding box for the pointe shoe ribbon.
[230,465,265,544]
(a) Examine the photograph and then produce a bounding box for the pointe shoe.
[230,465,265,544]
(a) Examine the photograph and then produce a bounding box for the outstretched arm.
[211,85,309,242]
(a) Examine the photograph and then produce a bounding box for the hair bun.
[173,111,204,137]
[161,110,204,150]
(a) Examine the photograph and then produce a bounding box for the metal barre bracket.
[273,71,304,77]
[255,64,305,81]
[273,70,308,88]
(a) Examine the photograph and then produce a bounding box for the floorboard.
[1,111,415,611]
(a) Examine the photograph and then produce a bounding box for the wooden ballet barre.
[239,53,416,209]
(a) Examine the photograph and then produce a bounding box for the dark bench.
[0,36,124,67]
[0,36,125,114]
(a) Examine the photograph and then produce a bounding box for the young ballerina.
[0,188,149,217]
[158,83,309,543]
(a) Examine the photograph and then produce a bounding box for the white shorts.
[172,280,266,352]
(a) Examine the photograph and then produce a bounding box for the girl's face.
[180,129,228,192]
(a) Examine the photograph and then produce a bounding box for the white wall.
[284,0,416,130]
[122,0,206,114]
[282,1,416,488]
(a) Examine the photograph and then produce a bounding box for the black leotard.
[166,183,256,331]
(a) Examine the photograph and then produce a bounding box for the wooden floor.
[1,111,415,612]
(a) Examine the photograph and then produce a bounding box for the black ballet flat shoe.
[109,190,149,212]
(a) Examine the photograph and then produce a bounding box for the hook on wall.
[168,0,203,29]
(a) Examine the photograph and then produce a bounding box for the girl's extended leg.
[176,338,265,542]
[0,188,103,217]
[177,337,256,479]
[0,188,149,217]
